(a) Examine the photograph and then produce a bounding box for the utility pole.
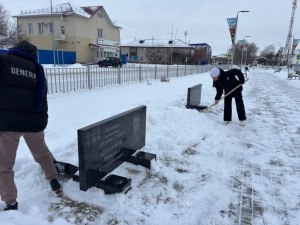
[50,0,56,67]
[171,26,173,65]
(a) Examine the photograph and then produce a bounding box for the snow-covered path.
[233,70,300,225]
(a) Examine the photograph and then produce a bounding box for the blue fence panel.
[38,50,76,64]
[0,49,8,53]
[120,55,127,64]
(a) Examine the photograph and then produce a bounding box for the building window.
[60,25,65,35]
[148,57,152,61]
[97,13,103,18]
[139,48,144,54]
[130,48,137,53]
[140,57,143,61]
[48,22,53,34]
[27,23,33,34]
[147,49,152,53]
[38,23,44,34]
[98,28,103,38]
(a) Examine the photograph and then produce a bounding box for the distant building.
[212,54,229,64]
[189,43,212,65]
[121,39,194,65]
[13,2,121,63]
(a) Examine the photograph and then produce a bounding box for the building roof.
[213,54,227,58]
[122,39,193,48]
[14,3,90,18]
[189,43,211,49]
[13,2,121,28]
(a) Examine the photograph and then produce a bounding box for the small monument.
[186,84,207,111]
[75,105,156,193]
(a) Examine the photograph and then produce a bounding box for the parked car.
[98,57,123,67]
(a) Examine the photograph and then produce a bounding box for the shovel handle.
[202,78,249,113]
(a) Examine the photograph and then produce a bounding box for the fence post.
[87,65,91,89]
[118,67,121,84]
[139,65,142,82]
[167,65,169,78]
[155,65,157,79]
[184,64,187,76]
[177,65,179,77]
[45,70,49,94]
[50,69,53,94]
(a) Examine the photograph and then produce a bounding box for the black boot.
[4,202,18,211]
[50,178,63,196]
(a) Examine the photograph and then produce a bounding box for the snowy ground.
[1,66,300,225]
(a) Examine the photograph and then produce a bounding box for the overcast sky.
[2,0,299,55]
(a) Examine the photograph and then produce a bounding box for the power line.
[114,20,171,34]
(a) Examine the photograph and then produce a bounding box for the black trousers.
[224,91,246,121]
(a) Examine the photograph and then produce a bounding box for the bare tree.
[0,3,20,48]
[260,45,275,59]
[228,41,259,65]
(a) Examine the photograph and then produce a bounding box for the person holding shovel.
[0,40,62,211]
[210,67,247,126]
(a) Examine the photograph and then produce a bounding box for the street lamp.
[287,35,294,75]
[244,43,249,66]
[231,10,250,69]
[241,35,251,68]
[277,43,282,68]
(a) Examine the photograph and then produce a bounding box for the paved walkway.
[228,70,300,225]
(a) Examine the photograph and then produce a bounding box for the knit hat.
[210,68,220,77]
[14,40,38,61]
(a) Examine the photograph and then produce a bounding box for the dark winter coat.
[0,46,48,132]
[213,68,245,100]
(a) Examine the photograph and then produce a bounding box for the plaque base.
[186,105,208,111]
[126,151,157,169]
[54,161,79,175]
[95,175,131,194]
[73,174,131,194]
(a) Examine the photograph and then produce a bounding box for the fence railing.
[44,64,230,94]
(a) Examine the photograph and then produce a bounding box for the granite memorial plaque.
[186,84,207,111]
[77,105,149,191]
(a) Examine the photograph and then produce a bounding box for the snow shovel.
[49,150,79,175]
[202,78,249,113]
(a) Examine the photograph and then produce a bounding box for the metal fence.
[44,64,230,94]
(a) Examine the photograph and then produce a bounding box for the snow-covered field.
[1,66,300,225]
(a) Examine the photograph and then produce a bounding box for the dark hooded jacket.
[0,41,48,132]
[213,68,245,100]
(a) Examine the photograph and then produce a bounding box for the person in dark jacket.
[0,40,62,211]
[210,67,247,126]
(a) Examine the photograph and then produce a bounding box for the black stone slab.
[78,105,146,191]
[54,161,79,176]
[186,84,207,110]
[95,174,131,194]
[125,150,157,169]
